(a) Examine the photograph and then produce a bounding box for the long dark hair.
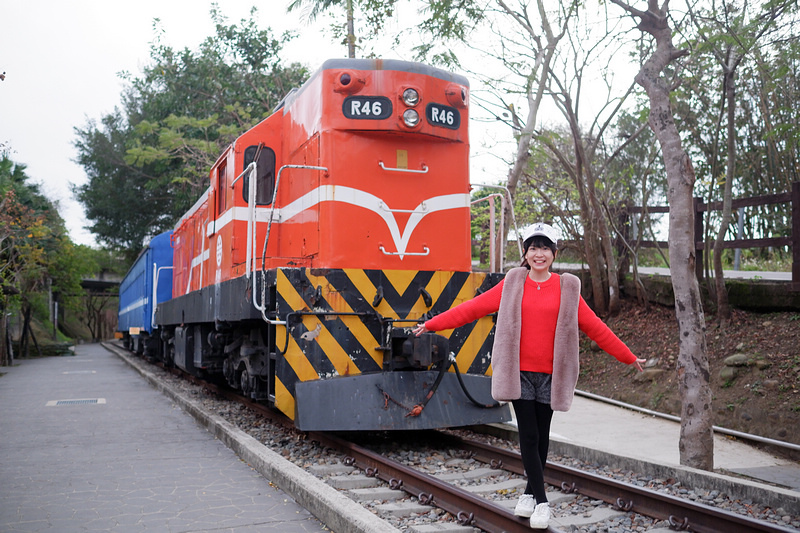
[520,236,558,268]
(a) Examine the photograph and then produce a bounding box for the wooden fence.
[628,181,799,292]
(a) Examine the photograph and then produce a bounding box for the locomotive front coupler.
[401,331,448,369]
[381,318,448,371]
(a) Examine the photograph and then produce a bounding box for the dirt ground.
[577,300,800,449]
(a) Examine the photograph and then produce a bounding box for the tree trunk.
[20,304,42,357]
[346,0,355,58]
[570,118,619,314]
[565,98,613,314]
[29,317,41,357]
[0,303,9,366]
[611,0,714,470]
[582,211,609,313]
[21,305,31,358]
[713,60,736,321]
[703,76,727,305]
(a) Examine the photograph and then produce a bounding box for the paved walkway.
[550,394,800,489]
[0,344,328,533]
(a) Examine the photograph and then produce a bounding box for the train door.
[171,220,193,298]
[208,149,234,286]
[193,211,206,292]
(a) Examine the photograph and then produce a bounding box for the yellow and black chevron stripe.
[272,267,502,419]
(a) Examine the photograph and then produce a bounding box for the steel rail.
[305,430,547,533]
[453,435,797,533]
[125,351,542,532]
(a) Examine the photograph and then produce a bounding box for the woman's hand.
[632,357,646,372]
[412,323,429,336]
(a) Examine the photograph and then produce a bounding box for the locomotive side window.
[217,161,227,213]
[243,145,276,205]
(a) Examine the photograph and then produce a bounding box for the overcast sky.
[1,2,644,250]
[1,1,449,247]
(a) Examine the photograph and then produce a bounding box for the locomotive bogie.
[219,325,274,401]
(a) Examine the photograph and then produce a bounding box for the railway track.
[114,344,799,532]
[312,429,797,533]
[452,435,795,533]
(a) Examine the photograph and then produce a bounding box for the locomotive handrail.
[378,161,429,173]
[231,161,255,187]
[187,215,209,296]
[379,201,428,214]
[471,193,504,273]
[253,164,329,325]
[379,245,430,256]
[471,183,524,262]
[262,315,287,326]
[243,161,257,283]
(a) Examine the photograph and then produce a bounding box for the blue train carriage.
[118,230,174,359]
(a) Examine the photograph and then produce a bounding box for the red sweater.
[425,272,636,373]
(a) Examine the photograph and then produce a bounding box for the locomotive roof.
[175,185,210,227]
[319,58,470,86]
[276,58,470,114]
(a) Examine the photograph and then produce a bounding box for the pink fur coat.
[490,267,581,411]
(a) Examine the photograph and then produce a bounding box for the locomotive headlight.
[445,83,468,108]
[402,109,420,127]
[402,88,420,106]
[333,71,366,93]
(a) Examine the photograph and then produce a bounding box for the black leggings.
[512,399,554,503]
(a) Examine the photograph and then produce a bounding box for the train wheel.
[163,341,174,368]
[240,367,251,396]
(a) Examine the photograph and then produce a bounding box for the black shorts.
[519,371,552,403]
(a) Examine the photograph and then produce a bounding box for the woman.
[412,223,644,529]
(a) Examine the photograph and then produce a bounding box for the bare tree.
[490,0,576,258]
[532,7,646,314]
[610,0,713,470]
[687,0,795,322]
[414,1,646,311]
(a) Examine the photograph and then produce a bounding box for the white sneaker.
[513,493,536,517]
[529,502,550,529]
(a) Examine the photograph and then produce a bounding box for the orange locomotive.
[155,58,511,430]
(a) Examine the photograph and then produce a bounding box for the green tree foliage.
[0,157,67,299]
[0,156,97,362]
[670,0,798,305]
[0,163,47,305]
[287,0,399,58]
[74,7,308,262]
[681,0,797,320]
[74,111,177,262]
